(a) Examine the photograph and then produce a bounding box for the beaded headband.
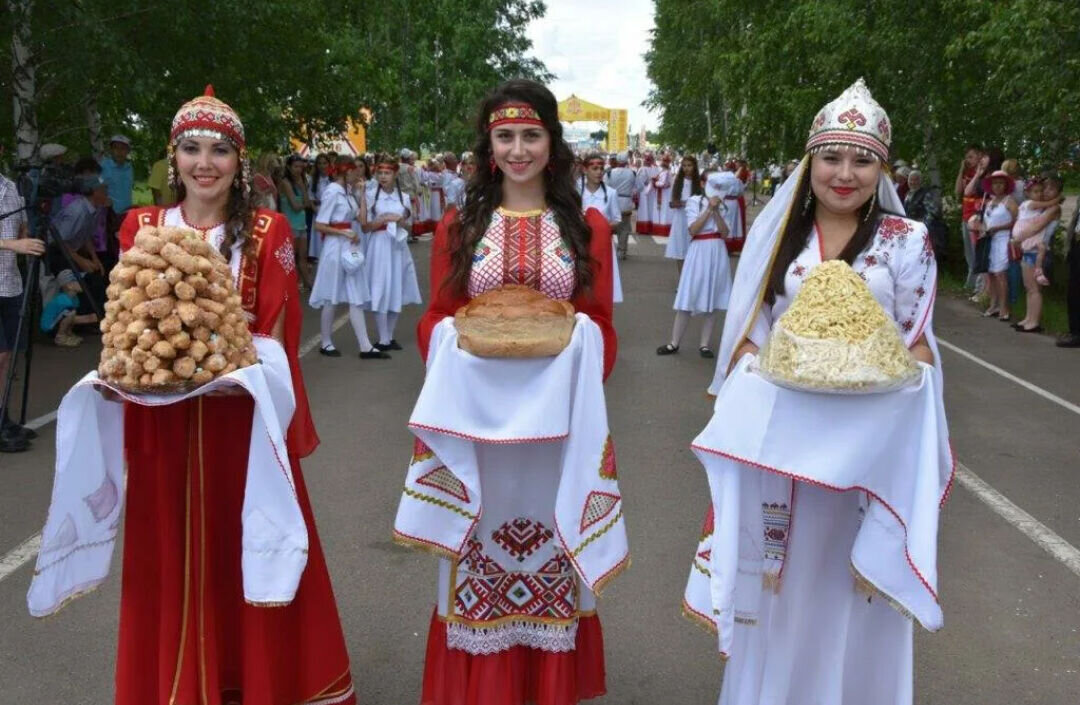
[487,103,544,130]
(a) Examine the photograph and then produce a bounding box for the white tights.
[670,310,719,349]
[320,305,375,352]
[374,311,400,345]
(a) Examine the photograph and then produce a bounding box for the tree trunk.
[11,0,38,165]
[86,93,104,159]
[739,101,748,157]
[705,94,713,144]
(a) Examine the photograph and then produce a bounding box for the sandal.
[656,343,679,356]
[699,347,715,359]
[1018,326,1043,334]
[982,309,999,318]
[998,314,1011,322]
[1035,268,1050,286]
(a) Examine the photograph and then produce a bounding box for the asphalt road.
[1,213,1078,704]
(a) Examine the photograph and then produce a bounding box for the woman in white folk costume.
[442,151,468,211]
[308,152,332,259]
[664,155,701,271]
[28,86,356,704]
[656,169,733,358]
[682,79,952,705]
[634,151,660,235]
[309,156,387,359]
[395,79,625,705]
[360,154,422,351]
[578,151,625,303]
[422,156,448,235]
[650,152,675,236]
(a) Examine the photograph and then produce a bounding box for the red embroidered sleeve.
[573,209,617,379]
[417,209,468,362]
[118,207,163,251]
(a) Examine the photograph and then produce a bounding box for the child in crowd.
[1011,175,1063,332]
[40,269,98,347]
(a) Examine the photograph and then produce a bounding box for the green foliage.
[645,0,1080,177]
[1,0,550,163]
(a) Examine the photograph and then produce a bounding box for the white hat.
[805,78,891,162]
[616,151,629,164]
[40,143,68,160]
[109,134,132,147]
[705,170,740,199]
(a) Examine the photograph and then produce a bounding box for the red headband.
[375,161,398,172]
[327,162,357,178]
[585,158,605,168]
[488,103,544,130]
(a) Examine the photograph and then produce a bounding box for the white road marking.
[0,313,350,584]
[0,535,42,583]
[937,337,1080,417]
[956,463,1080,578]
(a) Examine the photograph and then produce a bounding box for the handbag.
[341,238,365,273]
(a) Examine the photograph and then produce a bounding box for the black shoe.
[0,427,29,453]
[3,418,36,441]
[1017,326,1044,334]
[699,346,715,359]
[373,342,393,352]
[387,339,404,351]
[359,349,391,359]
[656,343,679,356]
[319,346,342,357]
[1057,334,1080,348]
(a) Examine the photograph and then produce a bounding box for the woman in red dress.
[412,79,617,705]
[114,87,355,705]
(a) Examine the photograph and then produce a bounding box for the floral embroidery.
[762,502,791,561]
[274,240,295,275]
[864,254,878,267]
[915,286,926,299]
[792,263,807,278]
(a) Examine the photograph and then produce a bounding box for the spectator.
[904,169,946,257]
[50,173,109,319]
[893,163,911,201]
[1011,175,1062,333]
[980,169,1018,321]
[40,269,97,347]
[252,152,282,210]
[99,134,133,259]
[147,148,177,206]
[0,144,45,453]
[39,143,68,169]
[63,158,109,273]
[277,154,314,289]
[955,143,984,290]
[1060,200,1080,347]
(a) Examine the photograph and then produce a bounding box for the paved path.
[1,213,1078,703]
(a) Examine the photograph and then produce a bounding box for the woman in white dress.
[684,79,949,705]
[309,156,388,359]
[307,153,332,259]
[359,154,422,351]
[578,152,624,303]
[657,169,732,358]
[664,155,700,271]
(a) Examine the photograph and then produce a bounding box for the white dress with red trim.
[395,208,627,705]
[673,195,732,314]
[364,185,422,313]
[651,167,674,236]
[664,180,695,260]
[683,216,948,705]
[578,183,624,304]
[634,165,659,234]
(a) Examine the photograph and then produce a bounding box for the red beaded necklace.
[179,204,225,235]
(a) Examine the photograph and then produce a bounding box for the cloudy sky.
[525,0,660,132]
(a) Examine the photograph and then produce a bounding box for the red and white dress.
[109,205,355,705]
[410,207,619,705]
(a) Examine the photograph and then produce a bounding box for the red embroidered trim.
[407,422,567,444]
[179,205,225,233]
[487,103,543,130]
[690,443,943,603]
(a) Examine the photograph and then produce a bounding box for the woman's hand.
[96,386,122,403]
[729,340,759,374]
[911,336,934,365]
[204,383,249,398]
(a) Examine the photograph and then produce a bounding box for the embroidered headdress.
[167,85,251,197]
[805,78,891,162]
[487,102,544,130]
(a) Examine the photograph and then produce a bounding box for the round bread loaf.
[454,285,576,358]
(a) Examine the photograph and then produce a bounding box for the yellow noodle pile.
[758,260,919,391]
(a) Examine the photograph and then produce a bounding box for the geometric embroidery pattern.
[700,504,714,540]
[274,239,295,275]
[491,517,553,562]
[416,465,469,503]
[466,210,576,301]
[455,539,576,623]
[411,436,435,464]
[762,502,791,561]
[579,490,620,533]
[598,435,617,480]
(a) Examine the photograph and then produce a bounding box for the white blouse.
[748,215,937,349]
[314,182,357,225]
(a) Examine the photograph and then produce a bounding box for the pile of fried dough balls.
[98,226,257,391]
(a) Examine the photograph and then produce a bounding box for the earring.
[802,189,813,215]
[546,162,554,173]
[489,158,497,176]
[864,190,877,222]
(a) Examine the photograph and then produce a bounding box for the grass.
[937,259,1070,335]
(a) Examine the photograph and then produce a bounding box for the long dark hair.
[579,151,608,203]
[369,153,407,218]
[672,155,701,201]
[446,79,593,297]
[172,148,255,261]
[764,159,888,305]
